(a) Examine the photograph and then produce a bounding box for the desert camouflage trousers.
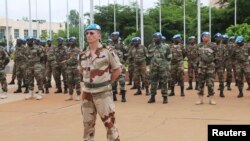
[81,91,120,141]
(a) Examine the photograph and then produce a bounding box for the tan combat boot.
[209,96,216,105]
[195,95,204,105]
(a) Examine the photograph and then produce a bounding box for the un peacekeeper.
[63,37,81,101]
[110,31,127,102]
[54,37,68,94]
[214,33,227,97]
[169,34,186,97]
[222,34,233,90]
[231,36,250,98]
[0,46,10,99]
[25,36,45,100]
[186,36,199,90]
[147,32,172,104]
[13,38,29,93]
[128,37,150,96]
[196,32,216,105]
[127,38,135,86]
[80,23,121,141]
[228,36,238,86]
[45,39,55,90]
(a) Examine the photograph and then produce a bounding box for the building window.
[14,29,19,39]
[0,29,5,39]
[24,30,29,38]
[33,30,37,38]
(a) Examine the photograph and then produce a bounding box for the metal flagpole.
[159,0,162,33]
[136,0,138,31]
[49,0,52,39]
[140,0,144,45]
[79,0,84,50]
[36,0,39,38]
[5,0,9,52]
[234,0,237,26]
[197,0,201,44]
[209,0,211,40]
[114,0,117,32]
[90,0,94,23]
[183,0,186,46]
[67,0,69,38]
[29,0,32,36]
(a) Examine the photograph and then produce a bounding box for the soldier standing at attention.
[222,34,233,90]
[110,32,127,102]
[64,37,81,101]
[25,37,45,100]
[196,32,216,105]
[169,34,186,97]
[0,46,10,99]
[214,33,227,97]
[127,38,135,86]
[128,37,149,96]
[13,38,28,93]
[147,32,172,104]
[80,23,121,141]
[54,37,68,94]
[232,36,250,98]
[45,39,56,91]
[186,36,199,90]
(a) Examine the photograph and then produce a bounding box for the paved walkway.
[0,74,250,141]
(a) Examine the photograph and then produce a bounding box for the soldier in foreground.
[0,46,10,99]
[81,23,121,141]
[147,32,172,104]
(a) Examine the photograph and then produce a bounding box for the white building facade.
[0,16,65,42]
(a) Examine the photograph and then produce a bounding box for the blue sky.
[0,0,209,22]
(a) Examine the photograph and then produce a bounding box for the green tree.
[226,23,250,41]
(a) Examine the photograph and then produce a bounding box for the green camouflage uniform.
[81,45,121,141]
[148,43,172,97]
[224,42,234,89]
[0,47,9,92]
[127,45,134,85]
[197,42,216,96]
[45,46,56,88]
[232,43,250,97]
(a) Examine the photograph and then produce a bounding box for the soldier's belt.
[84,81,110,88]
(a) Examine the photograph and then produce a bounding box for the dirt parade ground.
[0,73,250,141]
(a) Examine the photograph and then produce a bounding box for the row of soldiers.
[107,31,250,104]
[2,36,81,100]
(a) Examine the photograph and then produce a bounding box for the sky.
[0,0,209,22]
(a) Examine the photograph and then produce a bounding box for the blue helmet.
[111,31,120,37]
[16,38,23,44]
[85,23,101,32]
[214,33,222,38]
[222,34,229,39]
[162,36,166,40]
[26,36,34,41]
[235,36,244,43]
[201,32,210,37]
[188,36,196,40]
[153,32,162,38]
[69,36,77,42]
[173,34,182,39]
[47,39,52,42]
[133,37,141,43]
[57,37,64,42]
[229,36,235,41]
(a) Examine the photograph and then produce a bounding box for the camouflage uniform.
[232,41,250,97]
[14,44,28,93]
[196,41,216,105]
[81,44,121,141]
[45,45,56,89]
[25,42,44,100]
[110,42,127,102]
[214,43,227,97]
[0,46,9,99]
[65,46,81,99]
[186,42,199,90]
[169,43,186,96]
[128,43,149,95]
[8,62,16,84]
[127,45,134,85]
[54,45,68,93]
[224,41,235,90]
[147,42,172,103]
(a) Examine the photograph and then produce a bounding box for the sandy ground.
[0,74,250,141]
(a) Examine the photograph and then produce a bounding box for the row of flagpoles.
[4,0,238,50]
